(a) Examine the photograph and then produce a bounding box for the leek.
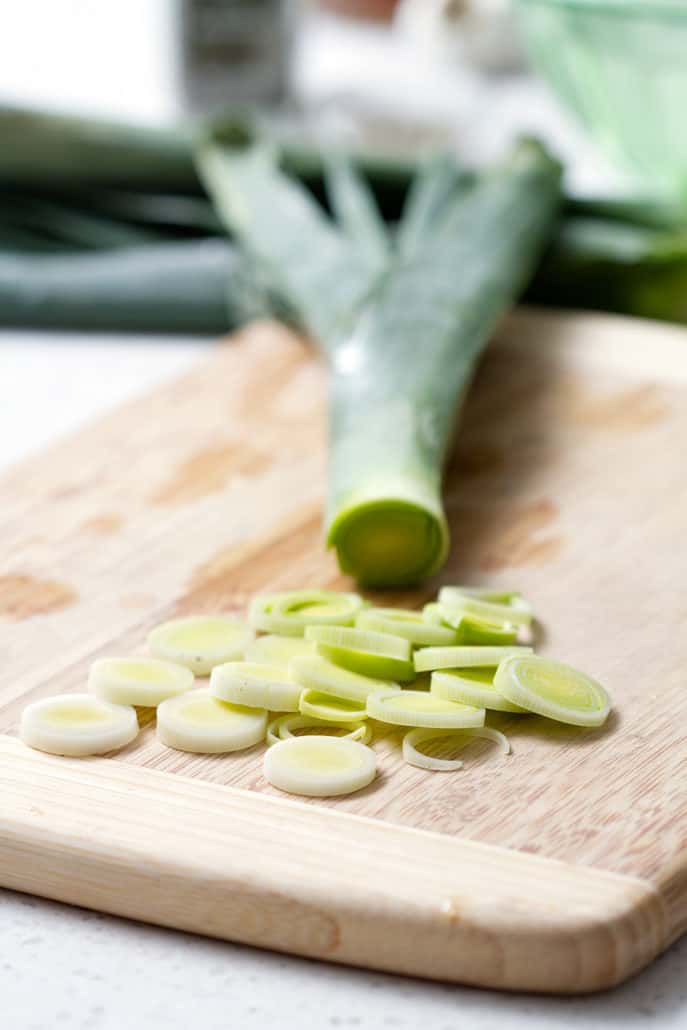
[210,661,301,713]
[148,615,251,675]
[249,590,364,637]
[290,654,400,702]
[156,689,267,753]
[198,132,561,586]
[414,644,532,673]
[271,713,371,745]
[88,657,194,707]
[263,736,377,797]
[298,689,368,724]
[402,726,510,772]
[20,694,138,757]
[431,668,526,713]
[366,689,485,729]
[494,656,611,727]
[304,625,415,681]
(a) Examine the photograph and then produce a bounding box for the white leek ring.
[402,726,511,772]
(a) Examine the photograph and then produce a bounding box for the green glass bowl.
[514,0,687,199]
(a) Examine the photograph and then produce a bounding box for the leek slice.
[266,714,285,746]
[402,726,511,772]
[305,625,414,681]
[438,586,525,606]
[423,603,518,645]
[244,634,316,673]
[88,657,194,707]
[431,668,526,713]
[456,616,518,646]
[422,603,446,627]
[366,689,485,729]
[249,590,364,637]
[437,588,532,627]
[356,607,457,646]
[289,654,400,703]
[402,728,464,772]
[495,656,611,727]
[414,644,532,672]
[477,726,512,755]
[210,661,301,712]
[299,688,368,724]
[148,615,251,675]
[20,693,138,757]
[156,688,267,753]
[264,736,377,797]
[275,713,372,744]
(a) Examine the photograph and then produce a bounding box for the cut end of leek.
[20,693,138,757]
[157,688,267,753]
[88,657,194,708]
[495,655,611,727]
[326,499,449,587]
[264,736,377,796]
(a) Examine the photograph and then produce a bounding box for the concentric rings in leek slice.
[494,655,611,727]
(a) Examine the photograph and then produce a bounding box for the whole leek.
[198,132,561,585]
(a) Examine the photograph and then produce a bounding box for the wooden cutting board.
[1,308,687,994]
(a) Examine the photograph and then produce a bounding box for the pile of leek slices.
[20,586,612,798]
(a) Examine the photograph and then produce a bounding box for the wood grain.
[0,735,666,993]
[1,308,687,991]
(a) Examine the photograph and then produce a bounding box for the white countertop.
[3,330,687,1029]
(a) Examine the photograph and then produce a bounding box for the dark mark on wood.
[0,574,78,620]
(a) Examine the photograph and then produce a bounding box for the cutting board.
[2,308,687,994]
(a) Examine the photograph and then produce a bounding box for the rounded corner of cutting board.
[0,735,670,995]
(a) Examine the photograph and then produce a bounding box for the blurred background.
[0,0,615,188]
[2,0,687,340]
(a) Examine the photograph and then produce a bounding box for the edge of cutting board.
[0,734,669,994]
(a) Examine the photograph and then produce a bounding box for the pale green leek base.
[327,499,449,588]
